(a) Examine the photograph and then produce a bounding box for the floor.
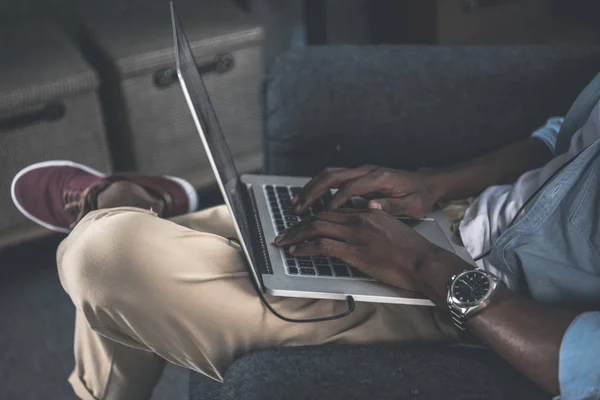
[0,234,189,400]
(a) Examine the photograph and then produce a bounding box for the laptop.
[171,4,474,306]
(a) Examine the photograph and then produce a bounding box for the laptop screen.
[171,4,259,272]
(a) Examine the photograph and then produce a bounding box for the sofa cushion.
[190,344,550,400]
[265,45,600,176]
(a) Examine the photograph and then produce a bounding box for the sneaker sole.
[163,175,199,214]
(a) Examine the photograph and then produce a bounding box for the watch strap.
[449,303,468,331]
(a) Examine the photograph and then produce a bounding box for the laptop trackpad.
[402,219,456,253]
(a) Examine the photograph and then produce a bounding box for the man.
[12,76,600,399]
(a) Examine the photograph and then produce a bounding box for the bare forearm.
[468,287,576,395]
[428,137,553,202]
[415,251,577,395]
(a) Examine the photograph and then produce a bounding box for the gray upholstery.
[190,44,600,399]
[265,45,600,176]
[190,345,550,400]
[75,0,265,187]
[0,1,39,20]
[0,18,111,248]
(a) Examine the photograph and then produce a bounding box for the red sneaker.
[11,160,198,233]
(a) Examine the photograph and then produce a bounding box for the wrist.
[421,169,450,205]
[414,249,473,307]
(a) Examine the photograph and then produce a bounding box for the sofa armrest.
[265,45,600,175]
[196,345,550,400]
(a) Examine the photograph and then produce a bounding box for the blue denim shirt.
[489,74,600,398]
[559,312,600,399]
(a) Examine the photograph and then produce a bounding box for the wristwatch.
[447,269,501,331]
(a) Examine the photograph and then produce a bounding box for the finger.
[295,165,377,212]
[294,167,344,202]
[368,201,383,210]
[276,220,355,246]
[313,210,364,221]
[369,196,422,217]
[362,193,383,200]
[289,238,354,260]
[328,173,382,210]
[292,167,346,208]
[274,215,320,242]
[324,207,371,214]
[275,211,352,242]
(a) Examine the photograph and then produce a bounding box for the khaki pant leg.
[58,206,457,400]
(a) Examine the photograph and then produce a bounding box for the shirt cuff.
[531,117,564,154]
[559,312,600,399]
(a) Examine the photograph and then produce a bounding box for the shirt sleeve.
[558,312,600,400]
[532,117,564,154]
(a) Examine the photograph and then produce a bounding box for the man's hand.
[275,209,581,396]
[275,209,465,294]
[293,137,554,217]
[292,165,442,217]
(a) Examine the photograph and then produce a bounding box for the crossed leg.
[57,205,458,400]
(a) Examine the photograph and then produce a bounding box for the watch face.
[451,271,491,306]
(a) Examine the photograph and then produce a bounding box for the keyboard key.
[276,186,289,193]
[290,187,302,196]
[331,257,344,264]
[278,191,291,199]
[288,267,298,275]
[266,185,275,192]
[311,200,324,214]
[321,191,333,206]
[274,218,284,225]
[270,201,279,208]
[285,259,296,266]
[299,260,313,267]
[300,268,316,276]
[350,267,369,278]
[342,200,355,208]
[333,264,350,277]
[276,225,285,232]
[284,250,293,258]
[312,257,329,265]
[285,216,299,222]
[296,256,311,261]
[280,199,293,208]
[316,265,333,276]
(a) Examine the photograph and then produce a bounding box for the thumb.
[368,198,411,216]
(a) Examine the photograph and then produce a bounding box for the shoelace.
[63,189,84,217]
[61,177,174,229]
[62,181,113,228]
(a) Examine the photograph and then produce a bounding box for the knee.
[57,208,158,309]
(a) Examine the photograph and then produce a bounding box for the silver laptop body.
[172,4,474,306]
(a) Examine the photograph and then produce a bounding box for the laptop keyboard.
[264,185,372,280]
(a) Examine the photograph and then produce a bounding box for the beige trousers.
[57,205,459,400]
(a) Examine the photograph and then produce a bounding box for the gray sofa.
[189,44,600,399]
